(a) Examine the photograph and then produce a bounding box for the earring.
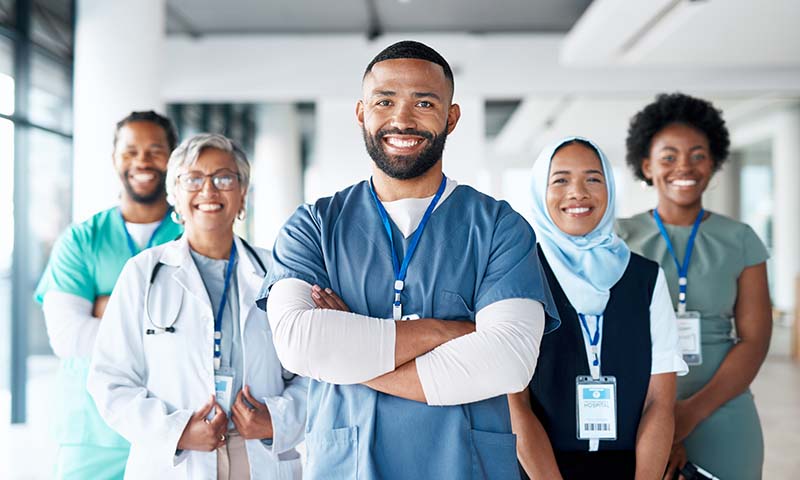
[171,210,184,225]
[237,209,247,221]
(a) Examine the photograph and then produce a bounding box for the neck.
[187,229,235,260]
[371,162,444,202]
[119,194,169,224]
[655,199,704,226]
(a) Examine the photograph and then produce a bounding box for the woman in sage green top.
[616,93,772,480]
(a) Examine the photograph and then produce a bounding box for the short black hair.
[364,40,454,94]
[625,93,730,184]
[114,110,179,152]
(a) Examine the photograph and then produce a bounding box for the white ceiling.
[165,0,593,36]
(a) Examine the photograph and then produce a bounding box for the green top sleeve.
[741,224,769,268]
[34,225,95,304]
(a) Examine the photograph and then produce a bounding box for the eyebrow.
[550,169,604,176]
[660,145,706,152]
[372,90,395,97]
[413,92,441,100]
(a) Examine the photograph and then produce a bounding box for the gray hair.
[166,133,251,206]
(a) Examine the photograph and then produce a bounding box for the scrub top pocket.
[436,290,475,321]
[305,426,358,479]
[470,429,520,480]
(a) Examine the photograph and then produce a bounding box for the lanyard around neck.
[578,313,602,379]
[119,207,170,257]
[369,175,447,320]
[214,242,237,370]
[652,208,704,313]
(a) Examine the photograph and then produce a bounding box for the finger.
[243,385,262,409]
[313,289,337,309]
[663,459,677,480]
[325,288,350,312]
[194,395,215,419]
[210,403,228,429]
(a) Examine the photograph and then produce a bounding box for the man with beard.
[259,41,559,479]
[35,111,183,479]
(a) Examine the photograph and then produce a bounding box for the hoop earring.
[171,210,184,225]
[237,209,247,221]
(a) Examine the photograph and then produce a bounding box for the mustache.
[375,128,434,141]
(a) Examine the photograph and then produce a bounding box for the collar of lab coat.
[157,235,266,318]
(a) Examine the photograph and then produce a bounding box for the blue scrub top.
[259,181,559,479]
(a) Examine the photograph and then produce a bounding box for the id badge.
[676,311,702,366]
[214,367,235,415]
[576,375,617,441]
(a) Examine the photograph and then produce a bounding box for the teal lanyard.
[214,242,237,371]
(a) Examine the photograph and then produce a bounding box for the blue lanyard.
[653,208,704,313]
[578,313,602,369]
[119,207,170,257]
[214,242,237,370]
[369,175,447,320]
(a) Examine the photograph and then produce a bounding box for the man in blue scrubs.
[35,111,183,479]
[261,41,559,479]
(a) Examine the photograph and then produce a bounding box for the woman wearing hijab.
[509,137,687,479]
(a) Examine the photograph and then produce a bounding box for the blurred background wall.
[1,0,798,477]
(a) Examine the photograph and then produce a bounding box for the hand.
[673,399,700,443]
[93,295,110,319]
[231,385,274,440]
[311,285,350,312]
[436,319,476,343]
[663,442,688,480]
[177,395,228,452]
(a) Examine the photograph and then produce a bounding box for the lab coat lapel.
[160,236,213,314]
[234,236,264,333]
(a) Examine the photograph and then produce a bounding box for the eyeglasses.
[177,170,240,192]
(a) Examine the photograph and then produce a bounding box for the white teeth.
[196,204,222,212]
[132,173,155,182]
[565,207,590,214]
[671,179,697,187]
[385,137,422,148]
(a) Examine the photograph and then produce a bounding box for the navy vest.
[530,246,658,455]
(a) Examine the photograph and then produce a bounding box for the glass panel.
[0,35,13,115]
[29,50,72,132]
[0,0,14,29]
[27,128,72,355]
[0,118,13,406]
[32,0,73,59]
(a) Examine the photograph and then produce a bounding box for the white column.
[250,104,303,249]
[703,152,740,219]
[73,0,165,221]
[772,106,800,311]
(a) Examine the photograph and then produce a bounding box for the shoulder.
[53,207,118,253]
[453,185,530,229]
[621,252,660,291]
[615,211,653,240]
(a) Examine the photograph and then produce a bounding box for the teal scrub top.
[35,206,183,448]
[259,181,559,480]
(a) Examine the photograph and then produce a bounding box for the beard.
[120,168,166,204]
[362,125,449,180]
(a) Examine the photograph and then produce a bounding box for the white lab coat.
[88,236,306,480]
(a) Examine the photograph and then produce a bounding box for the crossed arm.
[266,278,545,405]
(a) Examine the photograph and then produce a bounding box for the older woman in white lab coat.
[88,133,306,480]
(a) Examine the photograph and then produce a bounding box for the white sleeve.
[266,278,396,384]
[42,291,100,358]
[415,298,545,406]
[87,260,193,469]
[650,268,689,376]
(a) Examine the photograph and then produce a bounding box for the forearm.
[363,360,426,403]
[43,291,100,358]
[508,392,562,480]
[685,338,769,420]
[416,299,544,406]
[635,398,674,480]
[267,279,453,384]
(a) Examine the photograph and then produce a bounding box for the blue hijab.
[530,136,630,316]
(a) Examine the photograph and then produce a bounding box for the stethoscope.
[144,237,267,335]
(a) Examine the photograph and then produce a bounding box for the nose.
[199,176,220,194]
[390,102,417,131]
[567,182,590,200]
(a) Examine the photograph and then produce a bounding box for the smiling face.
[173,147,244,239]
[113,121,171,204]
[357,58,460,180]
[545,142,608,236]
[642,123,714,210]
